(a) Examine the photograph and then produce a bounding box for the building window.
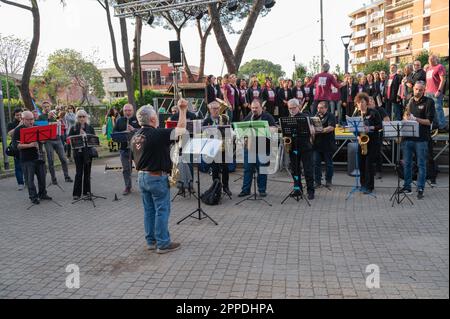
[143,71,161,86]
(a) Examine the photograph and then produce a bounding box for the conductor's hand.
[177,99,188,112]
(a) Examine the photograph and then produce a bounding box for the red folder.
[20,125,57,144]
[166,120,178,129]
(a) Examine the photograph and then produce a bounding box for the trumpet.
[358,133,370,156]
[283,137,292,153]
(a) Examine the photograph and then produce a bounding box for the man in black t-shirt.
[400,81,435,199]
[8,108,25,190]
[131,100,188,254]
[238,99,277,198]
[313,102,336,189]
[113,104,141,195]
[12,111,51,205]
[203,101,232,197]
[285,99,316,200]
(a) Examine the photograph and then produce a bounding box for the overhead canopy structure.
[112,0,231,18]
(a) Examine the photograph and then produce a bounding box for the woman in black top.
[354,93,382,193]
[261,78,277,117]
[247,77,262,104]
[205,75,222,105]
[277,81,294,118]
[68,110,96,200]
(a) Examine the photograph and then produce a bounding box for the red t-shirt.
[426,64,446,94]
[330,85,341,101]
[308,72,340,101]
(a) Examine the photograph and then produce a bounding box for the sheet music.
[346,116,366,133]
[382,121,419,138]
[182,138,223,158]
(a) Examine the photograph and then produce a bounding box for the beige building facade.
[349,0,449,71]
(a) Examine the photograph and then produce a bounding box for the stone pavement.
[0,157,448,299]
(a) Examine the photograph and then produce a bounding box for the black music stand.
[70,135,106,208]
[384,121,417,207]
[345,117,376,200]
[177,138,219,225]
[279,116,312,206]
[20,125,62,210]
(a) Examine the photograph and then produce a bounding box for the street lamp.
[341,35,352,74]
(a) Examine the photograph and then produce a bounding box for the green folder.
[233,121,271,139]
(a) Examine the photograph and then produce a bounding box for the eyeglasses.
[78,115,86,118]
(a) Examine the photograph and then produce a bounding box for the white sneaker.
[17,184,24,191]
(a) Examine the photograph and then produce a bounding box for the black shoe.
[399,187,413,195]
[156,242,181,254]
[325,181,332,188]
[307,193,315,200]
[176,188,186,196]
[73,196,80,201]
[259,192,267,198]
[65,177,73,183]
[39,194,52,201]
[238,191,250,197]
[430,180,437,187]
[417,190,424,200]
[51,180,58,185]
[314,182,322,189]
[223,187,232,197]
[31,198,40,205]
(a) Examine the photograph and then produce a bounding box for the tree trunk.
[104,0,126,79]
[208,1,265,74]
[233,0,265,70]
[196,19,213,83]
[119,17,136,108]
[132,16,143,104]
[208,4,237,74]
[21,1,40,110]
[5,68,11,119]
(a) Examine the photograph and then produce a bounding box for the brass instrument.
[216,98,230,115]
[358,133,370,156]
[169,138,181,188]
[283,137,292,153]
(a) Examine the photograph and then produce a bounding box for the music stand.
[345,117,376,200]
[177,138,220,225]
[70,134,106,208]
[279,116,312,206]
[383,121,418,207]
[233,121,272,207]
[20,125,62,209]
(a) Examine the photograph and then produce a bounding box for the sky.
[0,0,366,77]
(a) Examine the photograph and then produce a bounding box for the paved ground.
[0,157,448,299]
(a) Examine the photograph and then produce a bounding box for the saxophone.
[358,112,370,156]
[168,138,181,188]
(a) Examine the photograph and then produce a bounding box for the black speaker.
[169,41,182,65]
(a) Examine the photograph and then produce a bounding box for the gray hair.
[322,63,330,72]
[75,110,90,124]
[288,98,300,108]
[136,105,157,126]
[405,63,413,71]
[415,81,426,88]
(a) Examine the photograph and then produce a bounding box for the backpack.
[5,141,18,157]
[201,179,222,206]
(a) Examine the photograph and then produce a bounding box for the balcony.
[386,29,413,43]
[370,38,384,48]
[385,13,413,27]
[385,0,414,12]
[423,42,430,50]
[352,29,368,39]
[423,24,430,32]
[351,15,368,27]
[351,43,368,52]
[385,48,412,58]
[370,10,384,21]
[370,53,384,61]
[370,24,384,33]
[350,57,368,65]
[423,8,431,17]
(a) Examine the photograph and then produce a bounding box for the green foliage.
[43,49,105,104]
[293,64,307,81]
[110,97,129,110]
[2,98,23,110]
[307,56,321,77]
[361,60,389,75]
[135,89,164,107]
[0,76,19,99]
[414,50,430,67]
[238,59,285,82]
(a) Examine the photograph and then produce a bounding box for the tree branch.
[0,0,32,11]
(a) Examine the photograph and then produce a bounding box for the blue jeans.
[426,93,446,129]
[242,150,268,193]
[138,172,171,249]
[313,151,334,184]
[14,156,24,186]
[402,140,428,191]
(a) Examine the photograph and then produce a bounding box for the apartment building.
[348,0,449,71]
